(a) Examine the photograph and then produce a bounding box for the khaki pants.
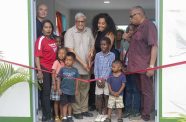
[72,75,90,114]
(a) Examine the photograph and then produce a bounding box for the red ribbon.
[0,58,186,82]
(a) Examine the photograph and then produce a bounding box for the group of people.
[35,3,157,122]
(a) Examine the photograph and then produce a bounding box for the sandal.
[118,118,123,122]
[104,118,111,122]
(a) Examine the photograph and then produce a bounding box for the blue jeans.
[125,74,140,113]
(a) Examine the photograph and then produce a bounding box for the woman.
[91,13,117,121]
[92,13,116,54]
[35,19,57,121]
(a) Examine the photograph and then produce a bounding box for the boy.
[104,60,126,122]
[94,37,115,122]
[57,52,79,122]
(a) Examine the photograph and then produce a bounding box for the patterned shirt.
[127,19,157,72]
[94,51,115,79]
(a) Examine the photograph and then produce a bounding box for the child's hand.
[114,92,120,97]
[57,89,61,95]
[52,82,57,91]
[75,90,78,96]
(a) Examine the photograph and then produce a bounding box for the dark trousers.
[139,74,153,117]
[88,74,96,107]
[125,74,140,113]
[40,66,52,119]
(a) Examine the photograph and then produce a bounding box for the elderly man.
[36,3,48,38]
[127,6,158,121]
[64,12,94,119]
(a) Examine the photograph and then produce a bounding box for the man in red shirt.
[127,6,158,121]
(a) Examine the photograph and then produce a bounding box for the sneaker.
[89,106,96,111]
[130,112,140,117]
[122,112,131,118]
[82,112,93,117]
[100,115,107,122]
[62,118,68,122]
[54,116,60,122]
[73,113,83,119]
[67,116,74,122]
[104,118,111,122]
[95,114,102,122]
[141,115,150,121]
[42,116,52,122]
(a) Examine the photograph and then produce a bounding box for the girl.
[50,47,67,121]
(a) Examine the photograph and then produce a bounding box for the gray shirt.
[65,26,95,75]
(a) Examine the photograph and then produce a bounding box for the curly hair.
[92,13,116,37]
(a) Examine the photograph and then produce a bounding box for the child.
[57,52,79,122]
[50,47,67,121]
[94,37,115,122]
[55,36,62,48]
[104,60,126,122]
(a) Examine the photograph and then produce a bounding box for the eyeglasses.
[130,13,139,18]
[76,20,85,23]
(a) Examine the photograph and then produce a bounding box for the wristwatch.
[149,65,154,68]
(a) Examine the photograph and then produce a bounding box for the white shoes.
[100,115,107,122]
[95,114,108,122]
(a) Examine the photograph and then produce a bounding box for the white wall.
[0,0,30,117]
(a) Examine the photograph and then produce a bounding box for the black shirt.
[36,18,42,38]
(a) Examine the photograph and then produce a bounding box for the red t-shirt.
[127,19,157,73]
[35,36,57,71]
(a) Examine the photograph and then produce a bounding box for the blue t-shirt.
[107,73,126,96]
[58,67,79,95]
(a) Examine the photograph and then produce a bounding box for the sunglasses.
[130,13,139,18]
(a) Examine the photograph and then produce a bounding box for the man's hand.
[146,70,155,77]
[83,63,90,72]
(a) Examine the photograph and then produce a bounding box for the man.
[64,12,94,119]
[36,3,48,38]
[127,6,158,121]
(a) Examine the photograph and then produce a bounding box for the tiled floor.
[38,110,155,122]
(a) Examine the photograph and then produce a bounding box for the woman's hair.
[92,13,116,37]
[41,19,54,35]
[101,36,111,45]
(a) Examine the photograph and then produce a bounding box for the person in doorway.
[122,24,141,119]
[57,52,79,122]
[55,36,62,49]
[64,12,94,119]
[127,6,158,121]
[36,3,48,38]
[35,20,57,121]
[114,29,129,60]
[94,37,115,122]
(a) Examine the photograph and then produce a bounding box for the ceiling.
[56,0,155,10]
